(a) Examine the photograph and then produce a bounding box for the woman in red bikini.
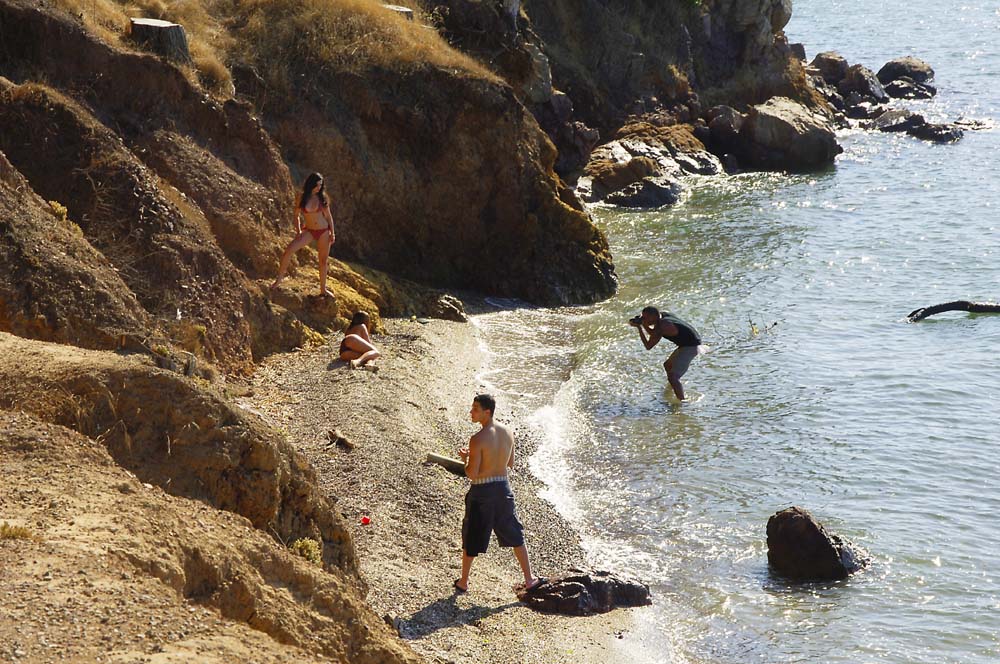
[271,172,336,296]
[340,311,380,370]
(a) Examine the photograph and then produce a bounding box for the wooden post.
[130,18,192,63]
[426,453,465,477]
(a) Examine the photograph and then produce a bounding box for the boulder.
[766,506,867,581]
[707,105,745,146]
[516,569,651,615]
[837,64,888,103]
[789,43,807,61]
[739,97,842,171]
[884,77,936,100]
[604,176,682,208]
[908,122,964,143]
[873,108,926,133]
[809,51,849,84]
[877,56,935,84]
[845,102,886,120]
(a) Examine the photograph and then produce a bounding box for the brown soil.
[0,409,417,663]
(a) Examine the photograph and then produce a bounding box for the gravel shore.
[239,317,643,663]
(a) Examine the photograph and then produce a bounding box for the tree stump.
[907,300,1000,322]
[381,5,414,21]
[130,18,192,63]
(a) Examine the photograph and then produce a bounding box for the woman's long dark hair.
[348,311,370,329]
[299,172,328,209]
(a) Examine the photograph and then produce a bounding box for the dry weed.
[0,522,40,541]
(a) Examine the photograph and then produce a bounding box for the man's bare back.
[461,398,515,480]
[469,422,515,479]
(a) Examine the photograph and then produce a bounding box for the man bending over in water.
[630,305,704,401]
[455,393,545,595]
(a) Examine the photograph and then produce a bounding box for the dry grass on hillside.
[51,0,493,96]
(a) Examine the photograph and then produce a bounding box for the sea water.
[472,2,1000,662]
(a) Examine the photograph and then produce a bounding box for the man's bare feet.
[362,362,379,373]
[319,288,334,298]
[453,579,468,594]
[513,577,547,593]
[269,278,283,291]
[349,359,361,369]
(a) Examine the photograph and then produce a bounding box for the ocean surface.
[472,2,1000,662]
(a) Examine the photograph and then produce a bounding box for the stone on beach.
[516,569,652,616]
[766,506,867,581]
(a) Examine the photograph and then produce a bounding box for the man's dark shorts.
[462,480,525,557]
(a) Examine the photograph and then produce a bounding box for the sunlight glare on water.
[473,2,1000,662]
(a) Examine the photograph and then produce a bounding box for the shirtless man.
[455,394,545,595]
[630,305,703,401]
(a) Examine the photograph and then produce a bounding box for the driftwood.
[426,453,465,477]
[907,300,1000,322]
[130,18,191,63]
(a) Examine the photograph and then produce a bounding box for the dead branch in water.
[907,300,1000,322]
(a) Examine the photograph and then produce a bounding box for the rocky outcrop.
[0,333,358,575]
[579,123,721,207]
[738,97,841,171]
[516,569,652,615]
[767,506,868,581]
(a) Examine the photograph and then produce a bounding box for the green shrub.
[289,537,322,565]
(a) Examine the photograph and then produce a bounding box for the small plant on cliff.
[48,200,68,222]
[0,522,39,541]
[289,538,322,565]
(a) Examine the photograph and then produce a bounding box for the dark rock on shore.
[873,108,926,133]
[872,109,964,143]
[908,122,964,143]
[516,569,652,616]
[766,506,868,581]
[877,56,935,84]
[605,176,682,208]
[884,77,936,100]
[845,101,886,120]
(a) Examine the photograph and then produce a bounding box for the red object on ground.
[360,516,371,525]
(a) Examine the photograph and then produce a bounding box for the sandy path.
[239,318,642,663]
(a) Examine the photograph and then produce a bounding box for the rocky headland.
[0,0,921,661]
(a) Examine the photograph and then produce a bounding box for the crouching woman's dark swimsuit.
[461,478,525,557]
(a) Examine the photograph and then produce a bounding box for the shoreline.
[239,316,647,663]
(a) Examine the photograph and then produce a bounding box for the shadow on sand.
[399,593,521,639]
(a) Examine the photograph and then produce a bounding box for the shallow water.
[472,2,1000,662]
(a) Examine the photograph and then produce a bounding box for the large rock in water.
[516,569,651,615]
[767,506,867,581]
[877,56,935,84]
[809,51,849,84]
[739,97,842,171]
[837,64,888,104]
